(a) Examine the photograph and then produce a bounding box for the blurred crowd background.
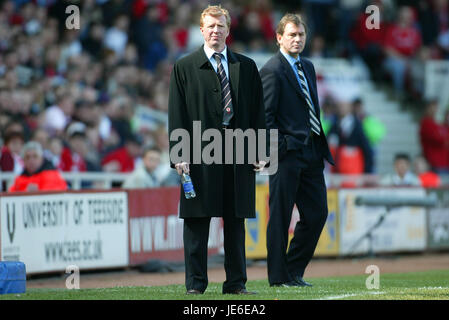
[1,0,449,191]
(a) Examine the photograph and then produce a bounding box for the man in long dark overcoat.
[168,5,266,295]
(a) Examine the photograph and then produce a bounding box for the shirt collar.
[204,44,228,62]
[280,48,301,67]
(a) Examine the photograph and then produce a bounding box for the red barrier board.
[127,187,223,265]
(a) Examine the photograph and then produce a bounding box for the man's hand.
[253,160,267,172]
[175,162,190,175]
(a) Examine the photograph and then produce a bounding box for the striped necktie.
[213,53,233,126]
[294,61,321,136]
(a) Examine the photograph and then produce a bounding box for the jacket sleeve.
[260,66,286,161]
[168,62,189,168]
[420,120,446,146]
[0,150,14,171]
[250,62,267,162]
[260,66,280,133]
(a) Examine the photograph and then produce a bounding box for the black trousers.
[266,133,328,285]
[183,163,247,293]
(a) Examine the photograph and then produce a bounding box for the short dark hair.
[425,99,438,107]
[4,131,24,145]
[352,97,363,105]
[394,153,410,163]
[125,134,143,145]
[143,146,161,156]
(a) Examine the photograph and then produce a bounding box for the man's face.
[277,22,306,58]
[70,136,88,156]
[200,14,229,51]
[395,159,409,178]
[143,150,161,173]
[24,150,43,174]
[7,137,23,155]
[126,142,142,158]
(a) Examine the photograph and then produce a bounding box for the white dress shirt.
[203,44,229,79]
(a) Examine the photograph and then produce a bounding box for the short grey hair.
[22,141,43,158]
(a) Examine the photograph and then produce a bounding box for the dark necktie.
[295,61,321,136]
[213,53,233,126]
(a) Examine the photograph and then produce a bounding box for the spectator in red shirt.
[101,135,142,172]
[0,131,24,174]
[9,141,67,192]
[419,100,449,174]
[413,154,441,187]
[59,122,88,173]
[350,0,388,82]
[383,6,422,97]
[444,108,449,171]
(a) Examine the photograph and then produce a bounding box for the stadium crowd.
[1,0,449,191]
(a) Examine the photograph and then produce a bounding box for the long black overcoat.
[168,46,266,218]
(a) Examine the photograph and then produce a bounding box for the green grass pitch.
[1,269,448,300]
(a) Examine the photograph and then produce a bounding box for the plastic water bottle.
[181,173,196,199]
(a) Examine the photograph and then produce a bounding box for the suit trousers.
[266,133,328,285]
[183,163,247,293]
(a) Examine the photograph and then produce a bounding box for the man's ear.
[276,33,282,46]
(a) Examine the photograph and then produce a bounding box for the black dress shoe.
[186,289,203,295]
[293,276,313,287]
[224,288,257,295]
[270,281,302,288]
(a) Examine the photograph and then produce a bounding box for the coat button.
[213,88,218,92]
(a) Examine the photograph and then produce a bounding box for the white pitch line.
[317,293,358,300]
[318,291,386,300]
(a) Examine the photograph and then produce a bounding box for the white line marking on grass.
[318,291,386,300]
[317,293,358,300]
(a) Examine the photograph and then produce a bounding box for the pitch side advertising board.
[339,188,427,255]
[426,188,449,250]
[0,191,129,274]
[245,184,270,259]
[127,187,224,265]
[245,185,339,258]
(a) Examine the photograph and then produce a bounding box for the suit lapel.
[300,60,320,116]
[278,52,304,99]
[278,52,321,116]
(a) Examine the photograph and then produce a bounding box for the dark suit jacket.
[168,46,266,219]
[260,51,334,165]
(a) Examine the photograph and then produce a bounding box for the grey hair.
[22,141,43,158]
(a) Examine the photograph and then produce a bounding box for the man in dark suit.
[168,5,266,295]
[260,13,334,287]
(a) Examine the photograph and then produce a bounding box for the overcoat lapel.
[194,46,222,117]
[227,50,240,111]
